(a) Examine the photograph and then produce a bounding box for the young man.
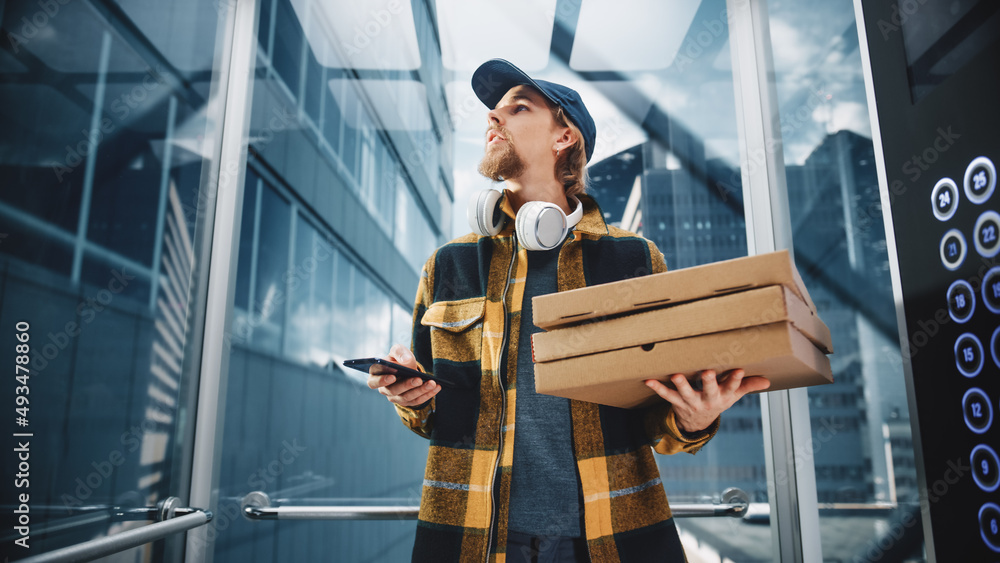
[368,59,769,562]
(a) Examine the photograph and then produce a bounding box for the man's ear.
[553,127,576,153]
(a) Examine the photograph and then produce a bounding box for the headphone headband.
[468,190,583,251]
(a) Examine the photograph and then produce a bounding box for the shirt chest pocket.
[420,297,485,380]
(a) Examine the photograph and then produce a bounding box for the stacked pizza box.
[530,250,834,409]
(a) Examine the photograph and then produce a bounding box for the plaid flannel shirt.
[395,193,719,562]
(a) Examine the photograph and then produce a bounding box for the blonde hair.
[551,106,589,198]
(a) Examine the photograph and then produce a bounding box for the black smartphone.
[342,357,455,388]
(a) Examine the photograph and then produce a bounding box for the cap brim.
[471,59,559,110]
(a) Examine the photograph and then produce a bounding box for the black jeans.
[506,530,590,563]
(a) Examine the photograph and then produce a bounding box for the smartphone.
[342,357,455,388]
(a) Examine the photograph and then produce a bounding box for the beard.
[478,129,525,181]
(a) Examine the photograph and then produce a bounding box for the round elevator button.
[955,333,984,377]
[931,178,959,221]
[947,280,975,323]
[963,388,993,434]
[983,267,1000,314]
[992,327,1000,370]
[972,446,1000,493]
[975,211,1000,258]
[940,229,967,271]
[980,503,1000,552]
[966,156,997,204]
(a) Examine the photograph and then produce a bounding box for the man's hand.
[367,344,441,408]
[644,369,771,433]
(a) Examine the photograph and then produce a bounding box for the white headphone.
[467,190,583,251]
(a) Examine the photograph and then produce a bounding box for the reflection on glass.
[437,0,556,71]
[289,0,421,70]
[572,0,701,71]
[765,0,924,560]
[250,186,291,355]
[395,181,438,275]
[0,0,227,558]
[332,252,355,360]
[211,0,449,559]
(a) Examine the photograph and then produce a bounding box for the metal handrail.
[0,504,204,545]
[19,498,212,563]
[242,488,750,521]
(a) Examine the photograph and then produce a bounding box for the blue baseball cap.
[471,59,597,162]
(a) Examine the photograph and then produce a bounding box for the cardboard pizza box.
[531,285,832,363]
[532,250,816,330]
[533,321,833,409]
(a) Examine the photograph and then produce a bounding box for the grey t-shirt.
[507,244,582,537]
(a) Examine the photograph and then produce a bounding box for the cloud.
[826,101,871,138]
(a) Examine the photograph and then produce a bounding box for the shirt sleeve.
[394,400,435,439]
[393,255,437,439]
[642,402,720,455]
[639,238,721,454]
[647,238,667,274]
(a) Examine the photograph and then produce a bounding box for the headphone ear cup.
[467,189,505,236]
[516,201,568,251]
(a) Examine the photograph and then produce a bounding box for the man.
[368,59,769,562]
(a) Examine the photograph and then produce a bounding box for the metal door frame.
[184,0,260,561]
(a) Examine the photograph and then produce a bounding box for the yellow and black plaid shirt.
[396,193,719,562]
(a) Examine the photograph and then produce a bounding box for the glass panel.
[763,0,924,560]
[0,0,230,559]
[209,0,449,559]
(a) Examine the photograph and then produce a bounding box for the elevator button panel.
[928,155,999,554]
[860,7,1000,554]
